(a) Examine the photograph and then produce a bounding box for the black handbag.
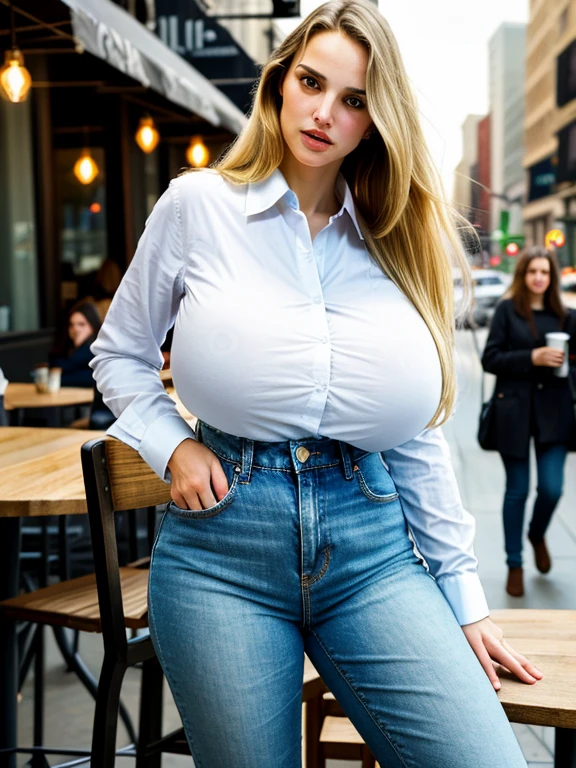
[472,329,498,451]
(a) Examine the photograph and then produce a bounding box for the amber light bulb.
[73,150,99,185]
[135,116,160,153]
[186,136,209,167]
[0,48,32,103]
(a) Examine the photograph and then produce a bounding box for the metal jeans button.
[296,446,311,463]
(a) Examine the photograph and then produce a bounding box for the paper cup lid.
[545,332,570,340]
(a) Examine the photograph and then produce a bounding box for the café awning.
[59,0,247,135]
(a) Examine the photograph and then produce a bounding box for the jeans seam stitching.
[309,628,410,768]
[307,546,331,586]
[148,514,205,768]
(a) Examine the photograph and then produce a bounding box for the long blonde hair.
[182,0,473,425]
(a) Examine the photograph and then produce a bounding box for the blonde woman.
[91,2,540,765]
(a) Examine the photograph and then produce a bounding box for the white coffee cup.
[33,365,49,393]
[545,332,570,377]
[48,367,62,393]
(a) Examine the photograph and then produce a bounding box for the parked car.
[561,272,576,310]
[454,269,511,328]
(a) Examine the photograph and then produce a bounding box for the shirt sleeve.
[382,426,490,626]
[89,180,197,482]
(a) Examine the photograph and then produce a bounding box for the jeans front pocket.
[167,457,241,519]
[353,452,399,503]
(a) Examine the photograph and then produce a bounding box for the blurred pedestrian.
[49,301,101,387]
[482,246,576,597]
[91,2,538,765]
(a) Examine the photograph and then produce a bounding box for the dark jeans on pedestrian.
[500,442,568,568]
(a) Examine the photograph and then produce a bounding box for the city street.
[16,329,575,767]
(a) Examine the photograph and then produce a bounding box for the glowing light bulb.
[0,49,32,103]
[135,116,160,153]
[186,136,209,167]
[73,151,99,185]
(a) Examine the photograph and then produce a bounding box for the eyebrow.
[295,64,366,96]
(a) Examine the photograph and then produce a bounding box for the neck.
[529,292,545,310]
[279,153,342,218]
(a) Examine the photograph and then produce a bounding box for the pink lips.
[302,129,332,144]
[300,131,333,151]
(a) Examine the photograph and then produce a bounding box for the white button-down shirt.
[90,168,489,626]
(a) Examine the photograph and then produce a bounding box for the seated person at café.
[48,301,102,387]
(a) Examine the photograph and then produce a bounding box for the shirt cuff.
[436,571,490,626]
[108,412,197,482]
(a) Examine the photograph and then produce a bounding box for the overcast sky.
[290,0,530,196]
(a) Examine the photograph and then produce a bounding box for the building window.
[557,39,576,107]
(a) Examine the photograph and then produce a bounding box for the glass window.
[55,147,108,305]
[0,98,40,333]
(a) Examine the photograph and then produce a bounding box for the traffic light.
[272,0,300,17]
[505,243,520,256]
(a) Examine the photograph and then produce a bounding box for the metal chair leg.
[90,658,129,768]
[52,627,137,745]
[136,656,164,768]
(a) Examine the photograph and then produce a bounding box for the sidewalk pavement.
[16,328,574,766]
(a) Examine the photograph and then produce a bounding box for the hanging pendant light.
[135,115,160,153]
[74,127,99,185]
[0,5,32,103]
[186,135,209,167]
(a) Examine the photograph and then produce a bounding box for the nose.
[313,93,335,127]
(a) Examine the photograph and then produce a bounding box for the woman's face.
[68,312,93,347]
[278,31,373,172]
[524,257,551,296]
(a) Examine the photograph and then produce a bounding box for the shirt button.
[316,247,324,256]
[537,383,544,390]
[314,296,321,304]
[321,336,328,343]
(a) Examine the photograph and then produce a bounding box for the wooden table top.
[491,609,576,728]
[4,383,94,410]
[0,427,104,518]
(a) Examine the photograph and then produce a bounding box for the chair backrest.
[0,395,7,427]
[81,438,171,654]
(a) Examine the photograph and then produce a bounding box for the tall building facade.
[453,114,483,221]
[489,23,527,243]
[523,0,576,264]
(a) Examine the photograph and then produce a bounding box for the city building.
[523,0,576,265]
[453,114,483,223]
[489,22,527,250]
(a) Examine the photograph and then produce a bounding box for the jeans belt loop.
[239,437,254,484]
[338,440,354,481]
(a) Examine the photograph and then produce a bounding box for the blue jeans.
[501,442,568,568]
[149,421,526,768]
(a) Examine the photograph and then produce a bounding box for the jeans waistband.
[196,420,371,482]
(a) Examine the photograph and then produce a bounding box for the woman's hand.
[531,346,564,367]
[167,438,229,511]
[461,616,543,691]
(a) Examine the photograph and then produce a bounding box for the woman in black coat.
[482,246,576,597]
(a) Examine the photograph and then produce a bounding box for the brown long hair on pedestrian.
[507,246,566,336]
[180,0,475,427]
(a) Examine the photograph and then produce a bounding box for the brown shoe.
[529,535,551,574]
[506,567,524,597]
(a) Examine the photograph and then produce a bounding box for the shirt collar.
[245,168,364,241]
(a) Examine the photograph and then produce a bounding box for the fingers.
[171,454,229,511]
[501,641,543,680]
[470,637,502,691]
[486,638,542,685]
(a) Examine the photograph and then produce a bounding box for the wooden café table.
[0,427,104,768]
[4,383,94,427]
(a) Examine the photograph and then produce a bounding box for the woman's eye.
[301,76,318,89]
[346,97,365,109]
